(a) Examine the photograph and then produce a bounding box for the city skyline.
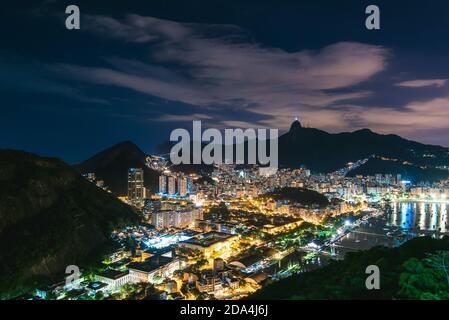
[1,0,449,305]
[2,0,449,164]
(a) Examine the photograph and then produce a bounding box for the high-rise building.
[168,176,176,195]
[128,168,144,206]
[144,199,162,213]
[159,175,167,194]
[186,176,193,194]
[151,209,201,229]
[178,175,187,197]
[375,174,383,184]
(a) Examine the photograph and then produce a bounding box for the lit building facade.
[151,209,203,229]
[178,232,239,258]
[128,168,144,206]
[159,175,167,194]
[178,176,187,197]
[128,255,184,283]
[168,176,176,195]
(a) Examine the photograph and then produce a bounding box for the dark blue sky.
[1,0,449,163]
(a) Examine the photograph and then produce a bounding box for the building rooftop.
[182,231,236,248]
[245,271,269,284]
[229,254,263,269]
[87,281,108,291]
[97,269,129,280]
[128,255,174,273]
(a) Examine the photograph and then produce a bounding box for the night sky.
[1,0,449,163]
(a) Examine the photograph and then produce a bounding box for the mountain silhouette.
[75,141,159,195]
[346,156,449,183]
[278,120,449,173]
[77,121,449,189]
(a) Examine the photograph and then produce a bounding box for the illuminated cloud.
[323,97,449,145]
[395,79,448,88]
[69,15,389,119]
[47,14,449,146]
[153,113,213,122]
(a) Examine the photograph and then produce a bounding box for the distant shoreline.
[393,199,449,204]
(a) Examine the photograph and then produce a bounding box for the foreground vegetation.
[250,236,449,299]
[0,150,139,299]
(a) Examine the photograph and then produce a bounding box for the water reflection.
[440,205,447,233]
[386,202,449,234]
[317,202,449,263]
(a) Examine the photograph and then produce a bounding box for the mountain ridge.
[75,141,159,196]
[76,121,449,190]
[278,120,449,173]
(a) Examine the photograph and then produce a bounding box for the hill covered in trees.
[347,156,449,183]
[250,236,449,300]
[75,141,159,196]
[0,150,139,299]
[278,120,449,173]
[261,187,330,207]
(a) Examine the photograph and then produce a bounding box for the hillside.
[249,236,449,300]
[347,156,449,183]
[0,150,139,299]
[153,120,449,177]
[261,187,330,207]
[75,141,159,196]
[278,120,449,172]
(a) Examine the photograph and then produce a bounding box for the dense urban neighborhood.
[9,136,448,300]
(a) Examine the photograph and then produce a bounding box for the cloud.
[350,97,449,131]
[48,14,449,146]
[66,15,389,122]
[83,14,192,43]
[0,55,110,105]
[317,97,449,145]
[7,11,445,147]
[153,113,212,122]
[221,120,266,128]
[83,15,387,93]
[395,79,448,88]
[217,96,447,146]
